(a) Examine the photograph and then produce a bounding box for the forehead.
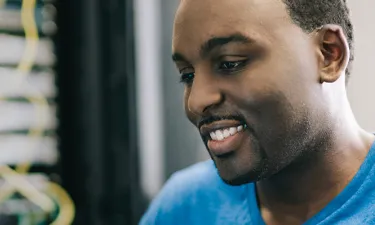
[173,0,295,56]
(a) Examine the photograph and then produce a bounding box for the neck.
[256,86,375,224]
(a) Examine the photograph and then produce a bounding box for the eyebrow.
[200,34,253,57]
[172,33,253,62]
[172,52,187,62]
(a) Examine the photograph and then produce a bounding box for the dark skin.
[172,0,375,224]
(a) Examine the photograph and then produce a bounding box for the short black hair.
[283,0,354,81]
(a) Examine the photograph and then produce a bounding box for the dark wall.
[55,0,145,224]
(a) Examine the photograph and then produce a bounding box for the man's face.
[172,0,329,185]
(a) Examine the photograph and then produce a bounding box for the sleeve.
[139,172,189,225]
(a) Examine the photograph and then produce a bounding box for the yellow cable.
[47,182,76,225]
[17,0,47,170]
[0,0,45,202]
[17,0,39,74]
[0,165,55,213]
[18,0,76,221]
[17,0,45,173]
[0,177,76,224]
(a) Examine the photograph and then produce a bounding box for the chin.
[220,174,255,186]
[219,169,266,186]
[213,156,266,186]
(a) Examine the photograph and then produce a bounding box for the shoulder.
[139,160,224,224]
[151,160,221,206]
[168,160,220,191]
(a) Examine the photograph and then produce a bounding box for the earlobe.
[316,25,349,83]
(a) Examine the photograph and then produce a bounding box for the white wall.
[347,0,375,131]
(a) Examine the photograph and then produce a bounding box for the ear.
[315,25,350,83]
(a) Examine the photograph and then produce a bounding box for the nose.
[187,73,223,115]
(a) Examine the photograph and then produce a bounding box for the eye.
[180,72,195,85]
[179,66,195,85]
[218,60,247,73]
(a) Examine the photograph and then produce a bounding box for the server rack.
[0,0,75,224]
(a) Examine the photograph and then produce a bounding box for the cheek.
[242,88,294,132]
[238,86,312,163]
[228,52,311,120]
[229,77,301,143]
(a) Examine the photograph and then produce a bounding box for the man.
[141,0,375,224]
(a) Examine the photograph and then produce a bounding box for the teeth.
[229,127,237,135]
[210,132,217,140]
[210,125,247,141]
[215,130,224,141]
[223,129,230,138]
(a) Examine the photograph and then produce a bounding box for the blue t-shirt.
[140,141,375,225]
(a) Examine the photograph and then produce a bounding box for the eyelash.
[217,60,247,73]
[180,72,195,84]
[179,60,248,85]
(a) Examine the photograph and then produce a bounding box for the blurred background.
[0,0,373,224]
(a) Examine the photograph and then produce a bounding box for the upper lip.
[200,120,245,137]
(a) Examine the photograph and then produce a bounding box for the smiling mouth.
[200,120,248,156]
[209,124,247,141]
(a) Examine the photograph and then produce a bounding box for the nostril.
[188,83,223,115]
